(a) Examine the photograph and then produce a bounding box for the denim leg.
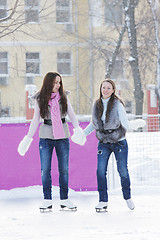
[55,138,69,200]
[97,142,112,202]
[113,139,131,200]
[39,138,54,200]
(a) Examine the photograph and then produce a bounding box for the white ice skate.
[95,202,108,212]
[39,199,52,212]
[60,199,77,211]
[126,198,135,210]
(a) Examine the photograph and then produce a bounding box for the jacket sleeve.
[67,97,79,128]
[27,99,41,138]
[118,102,129,130]
[83,121,95,136]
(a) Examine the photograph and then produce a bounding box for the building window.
[106,58,124,80]
[57,52,71,75]
[104,1,122,25]
[26,52,40,75]
[0,106,11,117]
[25,0,39,23]
[25,76,35,85]
[125,101,133,114]
[0,0,7,20]
[56,0,71,23]
[0,52,8,85]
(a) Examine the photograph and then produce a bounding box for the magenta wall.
[0,122,98,191]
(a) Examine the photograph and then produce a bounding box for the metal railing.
[108,114,160,190]
[1,114,160,190]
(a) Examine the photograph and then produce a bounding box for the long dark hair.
[37,72,67,118]
[96,78,124,122]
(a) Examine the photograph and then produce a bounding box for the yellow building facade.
[0,0,158,118]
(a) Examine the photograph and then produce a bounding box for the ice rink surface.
[0,186,160,240]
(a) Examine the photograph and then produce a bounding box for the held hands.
[71,127,86,146]
[18,135,33,156]
[128,119,146,130]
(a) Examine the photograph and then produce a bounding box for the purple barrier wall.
[0,122,98,191]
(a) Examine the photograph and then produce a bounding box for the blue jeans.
[97,139,131,202]
[39,138,69,200]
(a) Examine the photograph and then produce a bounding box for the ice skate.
[60,199,77,211]
[126,198,135,210]
[95,202,108,212]
[39,199,52,212]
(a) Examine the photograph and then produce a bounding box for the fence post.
[147,85,159,131]
[25,85,37,122]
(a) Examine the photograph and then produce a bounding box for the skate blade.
[40,209,52,213]
[60,205,77,212]
[95,207,108,213]
[39,206,52,213]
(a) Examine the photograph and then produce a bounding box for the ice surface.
[0,185,160,240]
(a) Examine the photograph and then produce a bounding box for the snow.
[129,56,135,62]
[0,185,160,240]
[125,7,129,12]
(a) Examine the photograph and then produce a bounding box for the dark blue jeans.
[97,139,131,202]
[39,138,69,200]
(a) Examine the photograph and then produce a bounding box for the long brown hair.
[37,72,67,118]
[96,78,124,122]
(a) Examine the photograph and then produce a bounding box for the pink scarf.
[48,92,65,139]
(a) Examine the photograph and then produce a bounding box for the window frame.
[0,51,9,86]
[57,51,72,76]
[24,0,39,24]
[0,51,9,77]
[26,52,41,76]
[106,58,124,81]
[125,100,133,114]
[0,0,7,21]
[56,0,72,24]
[104,1,123,26]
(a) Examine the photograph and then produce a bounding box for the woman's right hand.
[71,127,86,146]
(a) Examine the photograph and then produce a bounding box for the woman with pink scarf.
[18,72,86,211]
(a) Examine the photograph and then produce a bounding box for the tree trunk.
[106,24,127,78]
[123,0,144,115]
[148,0,160,113]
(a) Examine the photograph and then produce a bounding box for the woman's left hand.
[71,127,86,146]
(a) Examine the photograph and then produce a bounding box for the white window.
[125,101,133,114]
[104,0,122,25]
[0,0,7,20]
[25,0,39,23]
[25,76,35,85]
[0,52,8,85]
[106,58,124,80]
[57,52,71,75]
[26,52,40,75]
[56,0,71,23]
[0,106,10,117]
